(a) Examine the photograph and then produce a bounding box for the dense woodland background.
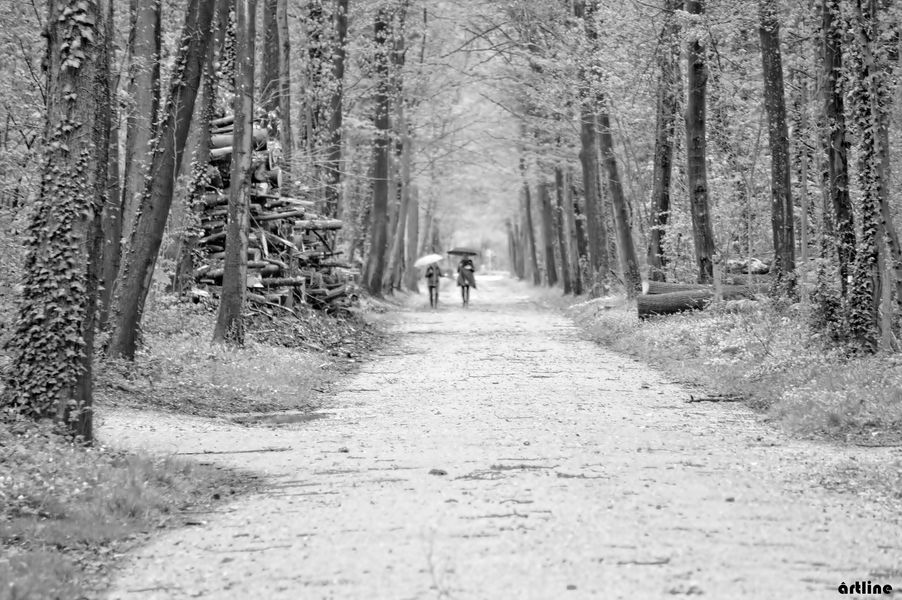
[1,0,901,439]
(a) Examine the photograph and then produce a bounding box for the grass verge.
[0,421,257,600]
[552,293,902,445]
[96,293,385,417]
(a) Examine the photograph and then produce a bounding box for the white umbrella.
[414,253,443,268]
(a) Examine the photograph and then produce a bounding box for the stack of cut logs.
[191,114,354,313]
[637,259,772,319]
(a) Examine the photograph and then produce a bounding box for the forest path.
[102,276,902,599]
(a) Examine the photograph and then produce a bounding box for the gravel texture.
[100,277,902,599]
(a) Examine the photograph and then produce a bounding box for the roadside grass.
[96,293,384,417]
[0,421,254,600]
[553,292,902,444]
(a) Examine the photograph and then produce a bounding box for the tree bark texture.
[108,0,217,359]
[685,0,717,284]
[822,0,856,297]
[555,168,573,294]
[759,0,796,290]
[213,0,256,345]
[647,0,681,282]
[539,183,558,287]
[598,107,642,296]
[363,9,391,295]
[404,184,420,291]
[260,0,279,118]
[121,0,161,244]
[323,0,349,218]
[3,0,109,440]
[276,0,293,185]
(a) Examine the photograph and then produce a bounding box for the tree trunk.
[539,183,558,287]
[323,0,349,218]
[647,0,681,282]
[554,168,573,294]
[405,185,420,291]
[598,107,642,296]
[107,0,217,359]
[822,0,856,297]
[213,0,256,345]
[685,0,717,284]
[100,17,122,325]
[759,0,796,292]
[386,124,411,290]
[568,171,586,294]
[121,0,161,244]
[3,0,109,440]
[521,166,541,286]
[363,9,391,295]
[260,0,279,118]
[276,0,293,186]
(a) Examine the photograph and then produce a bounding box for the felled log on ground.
[637,285,766,319]
[293,219,343,230]
[644,281,769,296]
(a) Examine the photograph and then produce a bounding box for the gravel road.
[101,276,902,599]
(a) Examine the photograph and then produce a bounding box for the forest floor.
[100,276,902,599]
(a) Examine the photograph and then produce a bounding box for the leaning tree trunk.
[598,106,642,296]
[121,0,162,246]
[174,0,229,295]
[3,0,110,440]
[647,0,681,282]
[213,0,256,345]
[685,0,717,284]
[363,8,392,295]
[759,0,796,292]
[107,0,217,359]
[554,168,573,294]
[539,183,558,287]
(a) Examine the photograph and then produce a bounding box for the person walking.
[457,256,476,307]
[425,263,442,308]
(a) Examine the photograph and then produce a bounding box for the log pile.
[637,281,768,319]
[191,114,355,313]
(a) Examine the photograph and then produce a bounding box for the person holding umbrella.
[449,247,478,307]
[425,262,442,308]
[414,253,444,308]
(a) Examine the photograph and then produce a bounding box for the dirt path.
[102,277,902,599]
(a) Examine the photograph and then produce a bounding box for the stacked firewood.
[190,114,355,313]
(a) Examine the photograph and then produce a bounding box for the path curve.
[102,277,902,599]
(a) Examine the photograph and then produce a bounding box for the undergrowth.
[96,293,383,416]
[0,420,252,600]
[564,295,902,444]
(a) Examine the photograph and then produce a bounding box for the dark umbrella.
[447,246,479,256]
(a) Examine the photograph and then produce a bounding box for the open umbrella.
[413,253,443,268]
[447,246,479,256]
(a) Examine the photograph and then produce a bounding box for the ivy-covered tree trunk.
[539,183,558,287]
[759,0,796,292]
[363,8,392,295]
[554,168,573,294]
[822,0,856,298]
[685,0,717,284]
[3,0,110,440]
[647,0,681,283]
[598,106,642,297]
[213,0,256,345]
[107,0,217,359]
[121,0,161,245]
[323,0,349,218]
